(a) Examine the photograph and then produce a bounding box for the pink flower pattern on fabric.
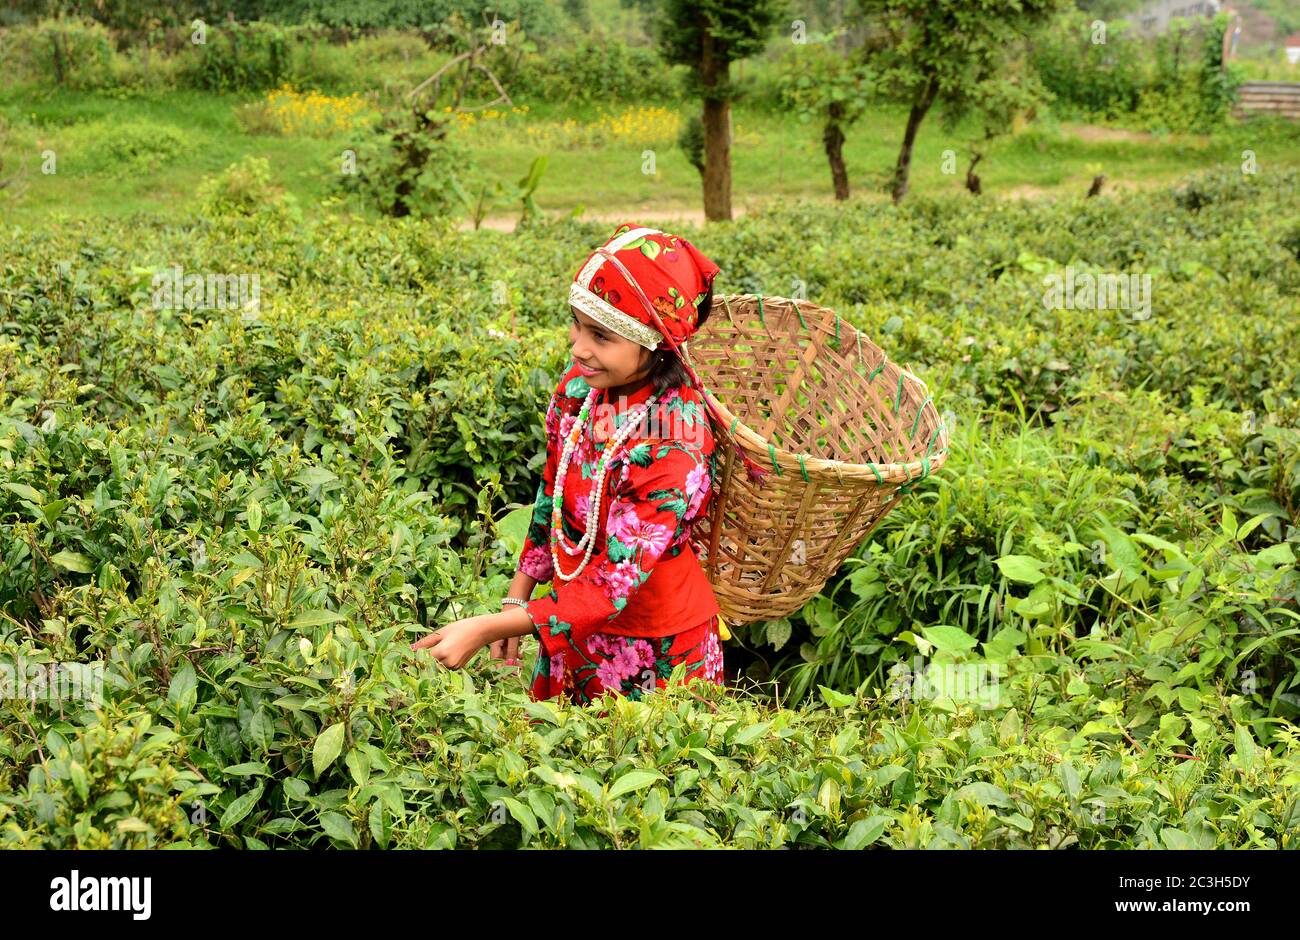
[520,544,554,581]
[593,559,642,603]
[592,635,656,692]
[685,459,709,519]
[703,627,723,682]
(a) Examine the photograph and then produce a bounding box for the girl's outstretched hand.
[489,634,521,666]
[410,615,492,670]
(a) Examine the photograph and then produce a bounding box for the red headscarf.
[568,223,718,352]
[568,222,771,484]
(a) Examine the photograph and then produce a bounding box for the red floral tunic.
[517,359,724,704]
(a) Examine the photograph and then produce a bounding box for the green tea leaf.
[318,810,357,847]
[955,781,1013,807]
[3,482,43,503]
[220,781,265,829]
[168,663,197,714]
[819,685,856,708]
[995,554,1046,584]
[313,722,346,777]
[839,815,889,849]
[607,769,664,800]
[50,550,94,574]
[69,761,89,802]
[345,748,370,787]
[223,761,271,777]
[290,609,347,628]
[921,624,978,654]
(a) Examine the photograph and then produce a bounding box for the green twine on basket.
[897,457,932,496]
[757,295,765,328]
[768,443,782,476]
[925,423,943,458]
[795,303,808,331]
[893,372,906,413]
[868,462,883,484]
[867,358,887,383]
[797,453,809,482]
[833,314,841,351]
[909,396,932,440]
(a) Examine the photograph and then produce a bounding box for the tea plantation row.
[1,163,1297,847]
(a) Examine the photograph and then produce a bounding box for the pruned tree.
[778,30,875,201]
[652,0,786,221]
[953,59,1046,197]
[855,0,1064,204]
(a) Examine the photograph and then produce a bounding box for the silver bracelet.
[501,597,528,610]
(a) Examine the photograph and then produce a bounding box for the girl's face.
[569,306,653,395]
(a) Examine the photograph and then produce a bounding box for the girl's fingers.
[506,636,519,662]
[411,632,442,651]
[489,639,505,660]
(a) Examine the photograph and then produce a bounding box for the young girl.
[411,223,728,705]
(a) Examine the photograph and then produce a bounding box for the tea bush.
[2,166,1298,847]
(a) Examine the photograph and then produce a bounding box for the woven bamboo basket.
[683,294,951,627]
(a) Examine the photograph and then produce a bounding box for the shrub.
[82,120,189,176]
[196,155,300,221]
[336,105,470,219]
[181,21,292,92]
[511,38,685,105]
[25,17,116,90]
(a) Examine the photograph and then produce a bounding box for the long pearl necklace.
[551,384,659,582]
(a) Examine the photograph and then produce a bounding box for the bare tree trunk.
[891,73,938,205]
[965,152,983,195]
[700,26,732,222]
[823,102,849,200]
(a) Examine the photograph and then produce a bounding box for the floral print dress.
[517,360,725,705]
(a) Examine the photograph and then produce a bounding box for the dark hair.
[647,283,713,396]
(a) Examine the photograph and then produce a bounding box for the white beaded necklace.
[551,383,659,582]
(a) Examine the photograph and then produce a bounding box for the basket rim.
[695,293,952,486]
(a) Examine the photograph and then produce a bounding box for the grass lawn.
[3,86,1298,227]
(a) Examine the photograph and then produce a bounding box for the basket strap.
[593,254,770,485]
